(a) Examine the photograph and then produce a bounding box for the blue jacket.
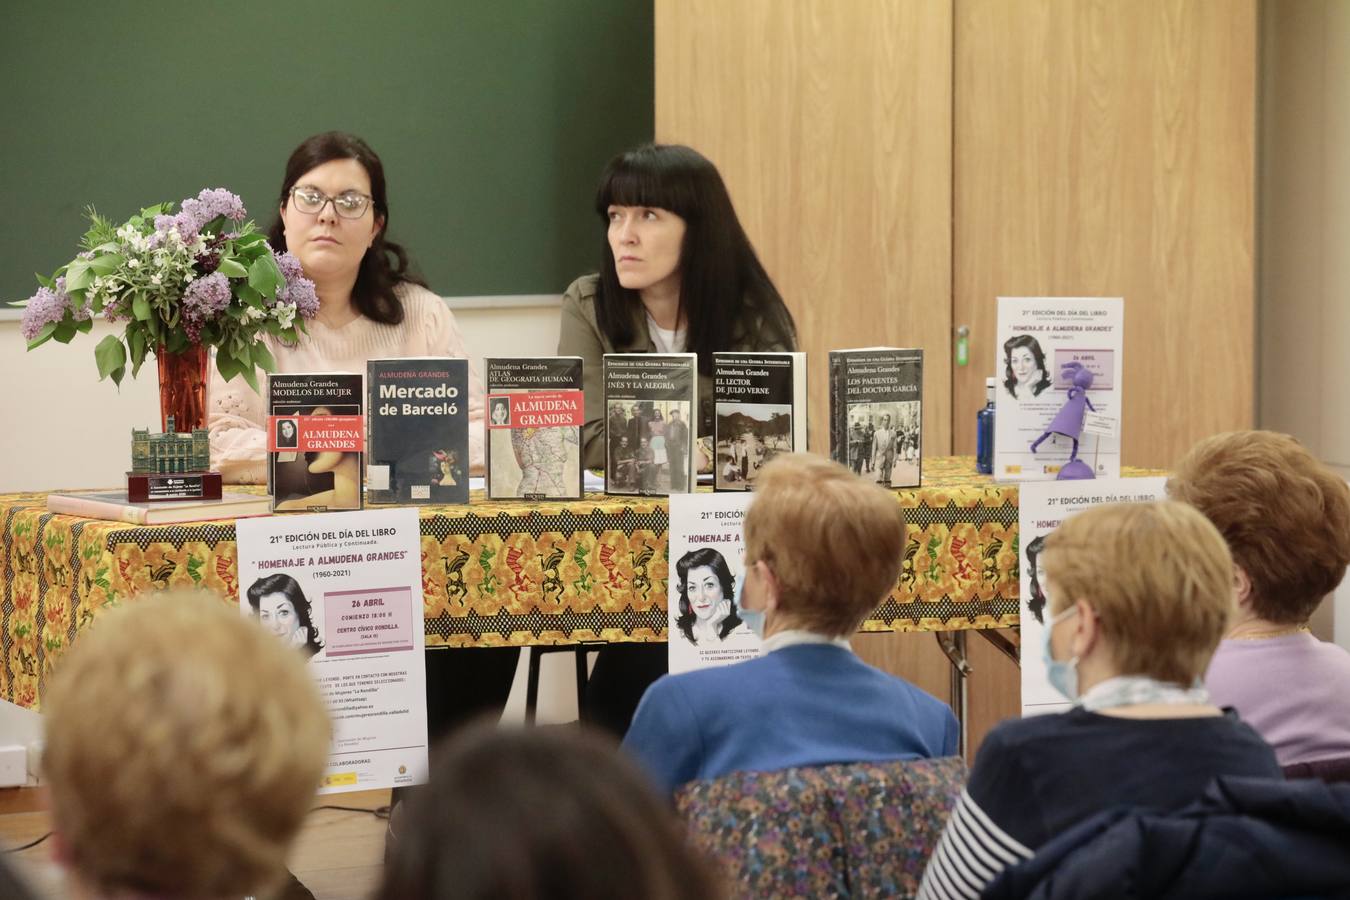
[983,776,1350,899]
[622,643,959,794]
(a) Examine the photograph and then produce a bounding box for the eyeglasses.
[288,186,374,219]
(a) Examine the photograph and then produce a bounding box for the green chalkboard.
[1,1,652,304]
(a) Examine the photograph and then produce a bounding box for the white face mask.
[1041,605,1081,700]
[735,565,766,639]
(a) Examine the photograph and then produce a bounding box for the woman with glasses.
[208,131,486,483]
[208,133,516,833]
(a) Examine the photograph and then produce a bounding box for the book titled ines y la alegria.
[367,358,470,505]
[267,372,364,513]
[603,353,698,496]
[712,351,807,492]
[828,348,924,489]
[485,357,584,500]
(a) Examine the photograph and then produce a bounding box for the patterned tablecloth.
[1,457,1133,710]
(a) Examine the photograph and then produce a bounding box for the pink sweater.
[209,282,485,484]
[1206,632,1350,766]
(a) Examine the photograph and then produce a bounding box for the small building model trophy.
[127,416,222,501]
[1029,362,1096,481]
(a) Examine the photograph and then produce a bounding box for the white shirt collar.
[760,629,852,655]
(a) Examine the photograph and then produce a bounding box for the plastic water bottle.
[976,377,995,474]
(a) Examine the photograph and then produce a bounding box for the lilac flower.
[284,276,320,320]
[20,284,72,340]
[177,188,246,237]
[182,272,232,323]
[275,250,304,285]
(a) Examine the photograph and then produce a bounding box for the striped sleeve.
[917,788,1033,900]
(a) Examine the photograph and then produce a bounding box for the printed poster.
[994,297,1124,482]
[667,493,761,674]
[1018,478,1166,716]
[236,507,429,793]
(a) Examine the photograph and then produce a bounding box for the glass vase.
[157,343,210,434]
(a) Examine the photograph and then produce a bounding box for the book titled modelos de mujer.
[828,347,924,489]
[267,372,364,513]
[485,357,584,500]
[603,353,697,496]
[712,351,807,492]
[366,358,470,505]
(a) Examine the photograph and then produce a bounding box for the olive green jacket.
[557,274,794,469]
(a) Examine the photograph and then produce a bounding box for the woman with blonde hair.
[918,501,1281,900]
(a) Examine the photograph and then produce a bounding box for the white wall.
[1259,0,1350,650]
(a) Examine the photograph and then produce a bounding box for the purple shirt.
[1206,633,1350,766]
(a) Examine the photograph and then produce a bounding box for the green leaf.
[88,253,123,276]
[235,284,262,305]
[216,258,248,279]
[132,292,152,321]
[215,348,242,383]
[65,262,94,293]
[234,232,267,247]
[35,272,54,290]
[94,335,127,383]
[76,317,94,334]
[53,320,77,343]
[128,329,147,375]
[252,341,277,373]
[247,254,282,297]
[26,322,58,350]
[239,363,259,394]
[235,342,252,370]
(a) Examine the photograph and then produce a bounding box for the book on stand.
[712,351,807,491]
[828,347,924,489]
[268,372,364,513]
[485,357,584,500]
[602,353,698,496]
[366,358,470,504]
[47,490,270,525]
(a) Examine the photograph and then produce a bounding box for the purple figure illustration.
[1030,362,1096,480]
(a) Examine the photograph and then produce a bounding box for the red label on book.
[268,415,365,452]
[486,390,585,429]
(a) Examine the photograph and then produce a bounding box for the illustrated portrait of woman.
[246,572,324,658]
[1024,533,1049,624]
[674,547,743,645]
[1003,334,1052,399]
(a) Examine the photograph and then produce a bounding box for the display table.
[0,457,1073,711]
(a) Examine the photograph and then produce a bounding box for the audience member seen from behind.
[918,501,1281,900]
[41,591,330,900]
[1169,430,1350,776]
[376,723,724,900]
[623,453,958,795]
[558,143,798,738]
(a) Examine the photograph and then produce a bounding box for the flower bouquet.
[20,188,318,430]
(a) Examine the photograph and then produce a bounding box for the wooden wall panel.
[655,0,954,455]
[952,0,1257,467]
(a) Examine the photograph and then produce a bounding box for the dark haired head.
[675,547,742,643]
[1025,534,1048,624]
[269,131,425,325]
[377,723,724,900]
[246,573,323,657]
[1003,334,1052,398]
[593,144,796,375]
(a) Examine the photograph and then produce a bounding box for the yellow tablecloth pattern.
[0,458,1153,710]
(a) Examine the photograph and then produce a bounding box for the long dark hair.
[268,131,425,325]
[377,723,725,900]
[1025,534,1048,625]
[675,547,742,644]
[594,144,797,374]
[246,573,324,657]
[1003,334,1052,398]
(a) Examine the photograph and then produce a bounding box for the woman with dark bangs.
[558,143,797,737]
[559,143,798,471]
